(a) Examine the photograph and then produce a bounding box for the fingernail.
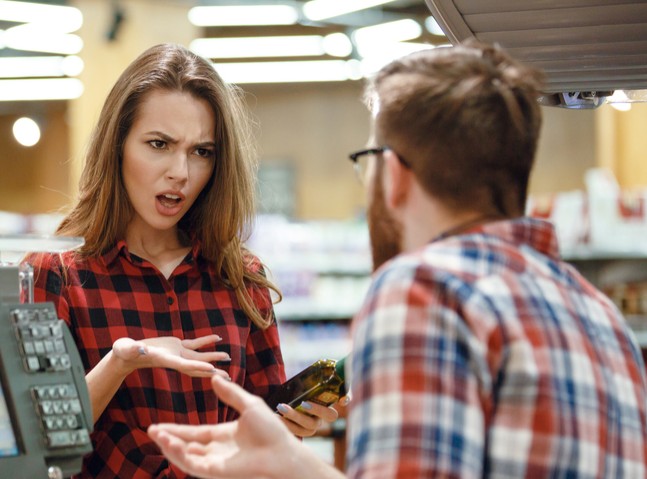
[219,356,232,362]
[341,396,351,406]
[300,401,313,410]
[276,403,290,414]
[138,347,147,355]
[215,335,223,342]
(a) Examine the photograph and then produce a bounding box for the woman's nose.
[166,154,189,182]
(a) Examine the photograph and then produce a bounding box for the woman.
[31,43,336,478]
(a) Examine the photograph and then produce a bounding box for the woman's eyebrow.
[145,130,176,143]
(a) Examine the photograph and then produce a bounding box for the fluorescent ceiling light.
[0,0,82,32]
[303,0,396,21]
[3,24,83,55]
[322,33,354,57]
[0,78,84,101]
[188,5,298,26]
[191,33,351,59]
[353,19,422,45]
[0,55,84,78]
[213,60,362,84]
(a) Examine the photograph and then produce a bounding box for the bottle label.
[314,391,339,405]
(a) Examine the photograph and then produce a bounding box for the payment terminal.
[0,235,92,479]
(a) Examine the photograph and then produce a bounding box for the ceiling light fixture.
[353,19,422,45]
[188,5,299,27]
[3,24,83,55]
[0,78,84,101]
[0,0,82,32]
[13,117,41,147]
[322,33,354,57]
[213,59,362,84]
[191,33,351,59]
[303,0,397,21]
[0,55,84,78]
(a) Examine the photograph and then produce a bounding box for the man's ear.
[384,149,411,209]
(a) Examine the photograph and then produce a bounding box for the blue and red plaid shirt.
[347,217,647,478]
[31,240,285,478]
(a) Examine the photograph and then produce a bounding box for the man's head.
[362,41,544,269]
[366,40,544,219]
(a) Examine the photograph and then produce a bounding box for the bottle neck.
[335,356,346,382]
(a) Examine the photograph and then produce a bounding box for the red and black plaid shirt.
[31,240,285,478]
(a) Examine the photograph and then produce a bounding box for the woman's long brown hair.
[57,43,280,328]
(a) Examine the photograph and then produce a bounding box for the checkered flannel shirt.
[347,217,647,478]
[32,240,285,478]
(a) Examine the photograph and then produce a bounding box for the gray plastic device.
[0,236,92,479]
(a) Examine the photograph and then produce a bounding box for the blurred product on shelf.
[278,321,351,378]
[527,167,647,257]
[602,279,647,347]
[247,214,372,321]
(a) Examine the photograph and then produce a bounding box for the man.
[148,41,647,478]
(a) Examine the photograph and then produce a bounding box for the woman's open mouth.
[157,193,181,208]
[156,193,184,216]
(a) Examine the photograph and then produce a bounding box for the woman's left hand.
[275,401,339,437]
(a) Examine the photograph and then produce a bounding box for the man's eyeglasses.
[348,146,410,184]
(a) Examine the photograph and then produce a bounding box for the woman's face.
[122,89,216,237]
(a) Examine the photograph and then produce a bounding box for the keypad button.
[72,429,91,445]
[50,323,62,338]
[59,355,71,369]
[40,401,53,415]
[23,341,36,355]
[54,339,67,353]
[34,341,46,355]
[47,431,74,448]
[26,356,41,372]
[69,399,82,414]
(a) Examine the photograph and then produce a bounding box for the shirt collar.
[454,216,560,260]
[101,239,202,267]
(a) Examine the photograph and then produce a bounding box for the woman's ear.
[384,149,411,210]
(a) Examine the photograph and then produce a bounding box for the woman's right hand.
[111,335,231,380]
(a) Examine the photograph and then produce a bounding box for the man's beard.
[367,172,402,271]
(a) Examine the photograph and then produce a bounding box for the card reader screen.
[0,379,19,457]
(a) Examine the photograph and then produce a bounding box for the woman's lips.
[156,194,184,216]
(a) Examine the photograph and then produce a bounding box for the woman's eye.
[195,147,215,159]
[149,140,166,149]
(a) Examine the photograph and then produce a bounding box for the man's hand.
[148,375,303,479]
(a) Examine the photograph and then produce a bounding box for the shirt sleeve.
[242,277,286,400]
[346,261,486,479]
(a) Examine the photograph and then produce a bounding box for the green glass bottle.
[265,356,347,411]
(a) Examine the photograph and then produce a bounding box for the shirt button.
[167,297,174,305]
